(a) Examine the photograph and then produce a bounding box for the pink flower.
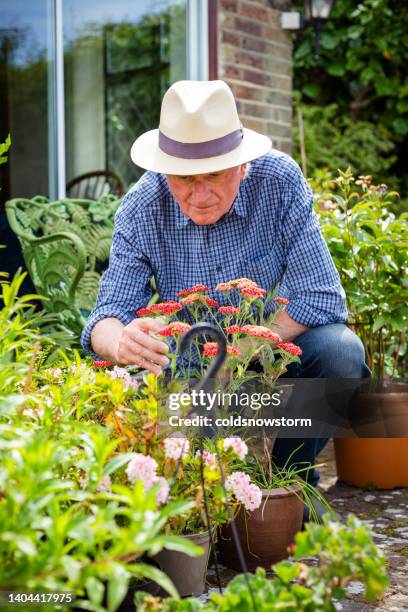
[163,437,190,460]
[196,450,217,470]
[126,453,158,487]
[106,366,139,390]
[225,471,251,494]
[225,471,262,511]
[241,483,263,511]
[96,475,112,493]
[223,437,248,460]
[155,476,170,505]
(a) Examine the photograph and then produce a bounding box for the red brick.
[222,30,240,46]
[221,0,238,10]
[235,17,262,36]
[243,69,265,85]
[224,64,242,80]
[239,2,269,22]
[241,36,266,53]
[235,50,264,70]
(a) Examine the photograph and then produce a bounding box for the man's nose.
[191,179,211,203]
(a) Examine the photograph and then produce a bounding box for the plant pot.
[153,531,211,597]
[334,384,408,489]
[334,438,408,489]
[218,486,303,571]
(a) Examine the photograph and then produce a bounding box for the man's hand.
[114,318,170,374]
[91,317,170,374]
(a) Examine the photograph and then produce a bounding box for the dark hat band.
[158,127,244,159]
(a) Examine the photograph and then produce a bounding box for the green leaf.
[302,83,320,99]
[107,565,129,611]
[372,314,388,333]
[129,562,180,599]
[392,117,408,135]
[273,560,300,583]
[327,63,346,77]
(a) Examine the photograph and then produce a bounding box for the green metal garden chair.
[5,195,121,336]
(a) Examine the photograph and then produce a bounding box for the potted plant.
[121,435,263,597]
[316,169,408,488]
[218,436,332,571]
[135,514,388,611]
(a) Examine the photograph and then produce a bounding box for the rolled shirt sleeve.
[278,164,347,327]
[81,198,153,356]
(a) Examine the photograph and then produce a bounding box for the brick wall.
[218,0,293,154]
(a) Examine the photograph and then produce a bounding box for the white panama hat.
[130,80,272,175]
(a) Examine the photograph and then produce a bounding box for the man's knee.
[297,324,370,378]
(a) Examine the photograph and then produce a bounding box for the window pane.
[63,0,187,191]
[0,0,51,204]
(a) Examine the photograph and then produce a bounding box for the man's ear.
[240,163,247,180]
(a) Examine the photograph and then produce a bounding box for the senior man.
[82,80,369,497]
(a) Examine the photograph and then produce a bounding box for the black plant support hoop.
[176,323,259,611]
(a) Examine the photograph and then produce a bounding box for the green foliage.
[0,269,207,609]
[314,169,407,380]
[5,196,121,340]
[136,515,388,611]
[293,103,396,179]
[0,134,11,165]
[293,0,408,197]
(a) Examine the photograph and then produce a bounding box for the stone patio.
[205,440,408,610]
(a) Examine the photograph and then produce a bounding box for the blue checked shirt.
[81,151,347,356]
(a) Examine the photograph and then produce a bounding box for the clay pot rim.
[261,483,303,498]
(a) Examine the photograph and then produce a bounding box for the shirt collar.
[173,184,248,229]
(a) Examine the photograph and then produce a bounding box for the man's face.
[166,164,247,225]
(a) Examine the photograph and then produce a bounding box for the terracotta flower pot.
[334,438,408,489]
[334,384,408,489]
[153,531,211,597]
[218,486,303,571]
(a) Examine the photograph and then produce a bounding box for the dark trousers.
[272,324,371,486]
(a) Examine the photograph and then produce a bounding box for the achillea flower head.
[240,325,282,342]
[191,284,210,292]
[231,278,258,289]
[163,437,190,460]
[126,453,158,487]
[159,322,191,336]
[179,293,201,305]
[223,437,248,460]
[107,366,139,389]
[215,281,233,292]
[204,297,218,307]
[202,343,240,358]
[273,296,289,305]
[225,325,242,335]
[202,342,218,357]
[149,301,182,315]
[136,307,152,317]
[276,342,302,357]
[92,360,112,367]
[217,306,240,315]
[176,285,210,298]
[240,286,267,299]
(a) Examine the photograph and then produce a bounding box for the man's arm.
[276,160,347,327]
[81,185,169,373]
[273,310,309,342]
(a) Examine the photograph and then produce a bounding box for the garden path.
[205,440,408,611]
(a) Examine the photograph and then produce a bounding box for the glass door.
[63,0,187,191]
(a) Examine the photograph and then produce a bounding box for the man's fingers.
[128,337,169,367]
[126,325,169,356]
[117,344,163,374]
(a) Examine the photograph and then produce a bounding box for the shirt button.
[216,265,222,272]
